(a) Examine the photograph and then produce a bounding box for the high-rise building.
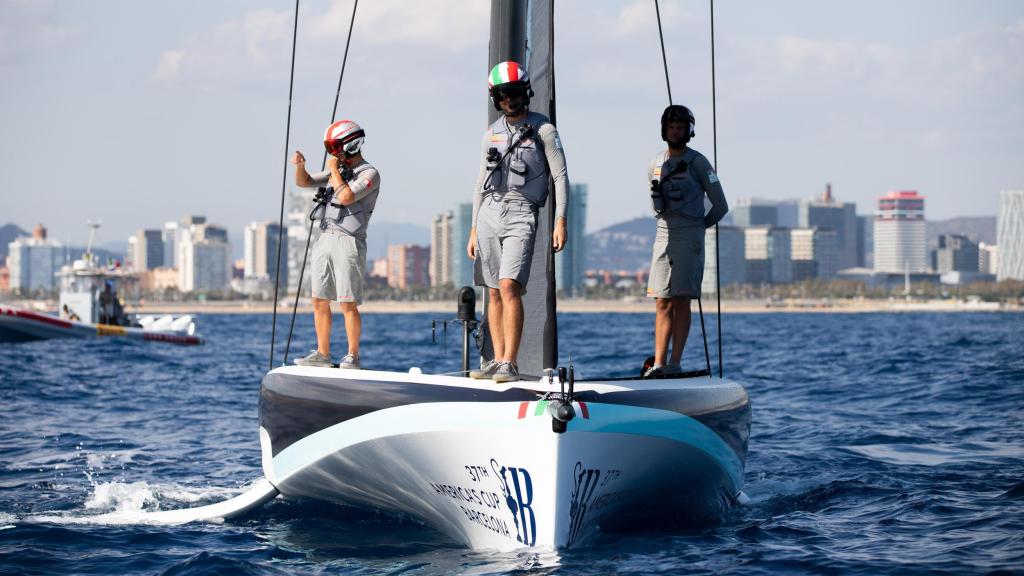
[745,226,791,284]
[430,211,454,287]
[874,190,926,273]
[284,189,320,294]
[130,229,164,271]
[857,214,873,268]
[451,202,474,289]
[979,242,998,275]
[162,222,181,269]
[243,221,288,288]
[799,184,857,271]
[7,224,63,294]
[178,220,232,293]
[997,190,1024,281]
[732,199,778,227]
[776,200,800,228]
[556,183,588,297]
[702,225,745,293]
[125,236,137,270]
[790,227,839,281]
[387,244,430,289]
[935,234,979,273]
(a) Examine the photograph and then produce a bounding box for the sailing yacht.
[253,0,751,550]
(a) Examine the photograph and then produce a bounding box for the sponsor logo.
[492,458,537,546]
[567,462,601,546]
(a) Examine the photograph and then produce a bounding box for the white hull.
[259,367,749,549]
[0,305,202,345]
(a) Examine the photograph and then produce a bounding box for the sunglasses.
[325,140,348,156]
[496,87,527,100]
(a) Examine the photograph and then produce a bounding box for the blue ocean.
[1,311,1022,575]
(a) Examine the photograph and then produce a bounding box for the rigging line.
[269,0,301,372]
[282,0,360,366]
[710,0,722,378]
[697,297,712,377]
[654,0,672,105]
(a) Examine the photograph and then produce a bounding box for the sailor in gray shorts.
[645,105,728,378]
[467,60,569,383]
[291,119,380,370]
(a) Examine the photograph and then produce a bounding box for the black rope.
[697,297,711,377]
[710,0,722,378]
[654,0,672,105]
[269,0,300,372]
[282,0,360,366]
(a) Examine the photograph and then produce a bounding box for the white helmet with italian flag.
[323,119,365,158]
[488,61,533,113]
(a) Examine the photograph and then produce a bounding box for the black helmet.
[661,104,695,143]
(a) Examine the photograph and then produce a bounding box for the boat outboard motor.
[457,286,478,373]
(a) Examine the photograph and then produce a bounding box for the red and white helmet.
[323,119,365,157]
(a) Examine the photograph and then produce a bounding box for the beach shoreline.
[116,298,1019,314]
[3,298,1016,315]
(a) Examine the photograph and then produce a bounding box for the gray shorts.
[311,230,366,304]
[647,225,704,299]
[476,195,539,291]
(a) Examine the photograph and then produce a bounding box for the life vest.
[319,162,379,238]
[650,149,704,219]
[483,111,551,207]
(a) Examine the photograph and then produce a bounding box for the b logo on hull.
[491,458,536,546]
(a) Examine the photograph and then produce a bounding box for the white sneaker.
[295,349,332,367]
[469,359,500,379]
[492,362,520,383]
[339,354,361,370]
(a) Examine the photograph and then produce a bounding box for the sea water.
[0,311,1021,575]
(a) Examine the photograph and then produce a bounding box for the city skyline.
[7,183,1014,294]
[1,1,1022,246]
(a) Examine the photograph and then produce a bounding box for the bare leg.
[313,298,332,356]
[499,279,524,364]
[487,287,505,361]
[654,297,673,366]
[669,296,691,365]
[339,302,361,356]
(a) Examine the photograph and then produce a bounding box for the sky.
[1,0,1022,247]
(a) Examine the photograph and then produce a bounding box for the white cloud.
[311,0,487,51]
[153,50,185,81]
[0,0,72,66]
[152,0,489,85]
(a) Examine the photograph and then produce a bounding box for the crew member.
[292,120,380,369]
[467,61,569,383]
[645,104,728,377]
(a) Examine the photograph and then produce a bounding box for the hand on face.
[327,155,341,171]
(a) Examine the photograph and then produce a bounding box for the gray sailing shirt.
[472,111,569,227]
[648,148,728,230]
[309,160,381,239]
